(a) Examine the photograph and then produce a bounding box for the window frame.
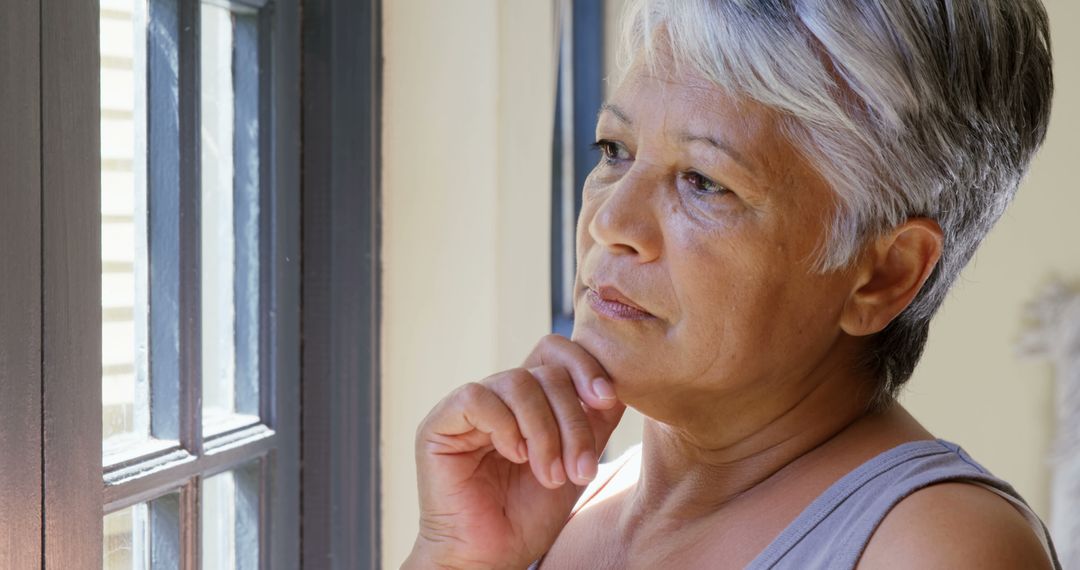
[551,0,605,338]
[299,0,383,566]
[0,0,44,566]
[1,0,381,565]
[7,0,302,566]
[97,0,301,562]
[41,0,105,564]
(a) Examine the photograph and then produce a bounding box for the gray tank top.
[528,438,1061,569]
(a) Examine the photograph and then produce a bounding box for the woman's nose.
[586,170,662,262]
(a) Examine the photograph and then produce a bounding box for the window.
[551,0,605,338]
[98,0,296,567]
[1,0,379,565]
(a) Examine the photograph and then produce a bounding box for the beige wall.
[380,1,555,567]
[382,0,1076,565]
[900,0,1080,519]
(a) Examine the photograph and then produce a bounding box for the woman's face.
[570,56,865,423]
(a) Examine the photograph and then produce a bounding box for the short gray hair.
[617,0,1054,408]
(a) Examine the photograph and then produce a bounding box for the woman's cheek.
[581,169,614,203]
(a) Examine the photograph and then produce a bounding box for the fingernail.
[577,450,597,482]
[550,458,567,486]
[592,377,616,400]
[517,441,529,463]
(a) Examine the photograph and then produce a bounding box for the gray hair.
[616,0,1054,409]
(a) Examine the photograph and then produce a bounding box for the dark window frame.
[0,0,304,566]
[0,0,43,565]
[552,0,605,338]
[1,0,383,565]
[300,0,383,566]
[97,0,303,565]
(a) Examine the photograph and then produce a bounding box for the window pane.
[101,0,150,455]
[202,462,260,569]
[104,503,146,569]
[201,2,236,427]
[103,492,180,570]
[201,2,261,434]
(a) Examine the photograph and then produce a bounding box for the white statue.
[1018,278,1080,568]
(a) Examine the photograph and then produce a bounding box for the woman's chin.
[571,325,655,384]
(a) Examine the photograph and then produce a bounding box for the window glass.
[101,0,150,456]
[90,0,289,565]
[103,503,145,569]
[202,462,260,569]
[201,2,261,434]
[94,0,279,565]
[103,492,180,570]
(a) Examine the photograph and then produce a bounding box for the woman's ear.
[840,218,943,337]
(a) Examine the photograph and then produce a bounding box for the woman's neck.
[619,365,885,540]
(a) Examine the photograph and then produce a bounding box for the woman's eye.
[682,171,730,196]
[592,139,629,164]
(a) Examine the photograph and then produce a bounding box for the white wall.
[380,2,555,567]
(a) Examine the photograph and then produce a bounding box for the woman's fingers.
[522,335,626,456]
[529,365,599,486]
[419,335,626,491]
[484,369,568,489]
[419,382,528,466]
[581,398,627,462]
[522,334,618,411]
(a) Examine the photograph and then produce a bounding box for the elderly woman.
[405,0,1059,567]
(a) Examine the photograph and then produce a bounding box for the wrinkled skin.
[403,48,962,570]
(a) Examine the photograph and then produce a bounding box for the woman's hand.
[405,334,626,570]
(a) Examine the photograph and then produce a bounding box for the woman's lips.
[585,287,656,321]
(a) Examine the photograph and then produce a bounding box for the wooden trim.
[267,0,302,566]
[301,0,382,566]
[105,450,196,512]
[41,0,103,566]
[178,3,203,561]
[104,437,182,472]
[0,0,42,566]
[178,0,203,459]
[258,452,273,570]
[180,478,200,570]
[104,426,275,512]
[203,0,268,13]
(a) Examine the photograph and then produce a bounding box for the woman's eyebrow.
[600,102,760,177]
[678,132,757,175]
[598,102,632,126]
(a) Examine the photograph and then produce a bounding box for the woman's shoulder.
[745,431,1060,569]
[858,479,1055,569]
[833,435,1056,568]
